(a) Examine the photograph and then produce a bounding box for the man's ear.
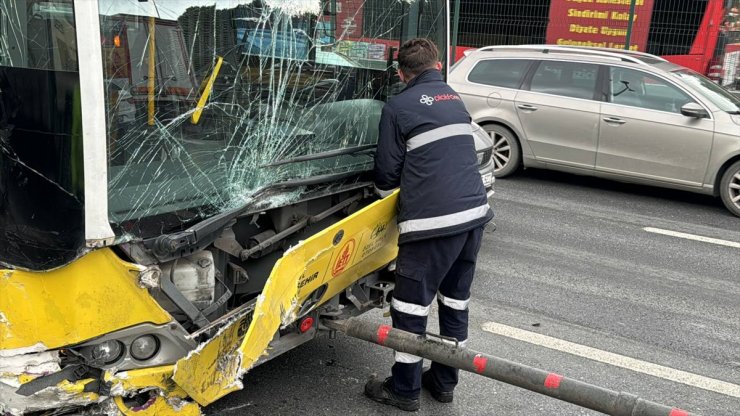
[435,61,443,71]
[397,69,408,83]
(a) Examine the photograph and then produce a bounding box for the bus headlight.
[91,340,124,364]
[130,335,159,361]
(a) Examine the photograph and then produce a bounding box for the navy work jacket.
[373,69,493,244]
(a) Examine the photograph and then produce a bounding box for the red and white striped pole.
[323,319,696,416]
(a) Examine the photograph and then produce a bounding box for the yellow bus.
[0,1,472,415]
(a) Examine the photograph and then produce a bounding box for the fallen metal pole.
[323,318,696,416]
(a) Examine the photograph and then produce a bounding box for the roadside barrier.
[324,318,697,416]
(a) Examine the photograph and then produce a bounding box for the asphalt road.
[207,169,740,416]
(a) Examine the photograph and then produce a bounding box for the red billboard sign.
[546,0,656,52]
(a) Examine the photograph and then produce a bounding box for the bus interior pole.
[451,0,461,65]
[624,0,637,50]
[147,16,156,126]
[331,0,337,43]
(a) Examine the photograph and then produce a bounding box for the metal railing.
[325,318,699,416]
[450,0,734,81]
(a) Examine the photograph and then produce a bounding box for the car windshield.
[670,68,740,113]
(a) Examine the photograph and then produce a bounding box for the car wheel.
[720,160,740,217]
[485,124,521,178]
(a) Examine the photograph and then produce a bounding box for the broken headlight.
[90,340,125,365]
[130,335,160,361]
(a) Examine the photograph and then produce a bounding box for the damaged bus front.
[0,0,491,414]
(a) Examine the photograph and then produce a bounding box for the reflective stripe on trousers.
[395,351,423,364]
[437,291,470,311]
[391,297,430,317]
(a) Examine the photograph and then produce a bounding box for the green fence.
[450,0,740,82]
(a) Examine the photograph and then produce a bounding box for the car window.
[468,59,531,89]
[529,60,598,100]
[609,67,694,113]
[671,69,740,113]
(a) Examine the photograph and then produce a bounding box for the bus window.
[0,0,84,270]
[1,0,78,70]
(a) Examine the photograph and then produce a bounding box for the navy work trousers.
[390,226,484,399]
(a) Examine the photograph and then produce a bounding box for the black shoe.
[422,369,454,403]
[364,375,420,412]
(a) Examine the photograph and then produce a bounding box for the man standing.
[365,38,493,411]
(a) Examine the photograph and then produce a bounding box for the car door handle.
[517,104,538,111]
[603,117,626,125]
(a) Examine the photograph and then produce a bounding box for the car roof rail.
[583,47,668,62]
[474,45,656,66]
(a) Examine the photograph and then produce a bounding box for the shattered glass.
[0,0,446,269]
[100,0,447,239]
[0,0,84,270]
[1,2,446,413]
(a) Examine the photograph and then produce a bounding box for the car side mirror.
[681,102,709,119]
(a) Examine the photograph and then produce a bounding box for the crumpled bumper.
[1,360,198,416]
[0,194,400,415]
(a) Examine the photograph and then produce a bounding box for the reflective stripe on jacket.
[373,69,493,244]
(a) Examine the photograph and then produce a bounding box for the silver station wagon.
[449,45,740,217]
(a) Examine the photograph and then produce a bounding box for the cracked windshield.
[0,0,444,269]
[99,0,445,238]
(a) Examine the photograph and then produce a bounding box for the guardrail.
[323,318,697,416]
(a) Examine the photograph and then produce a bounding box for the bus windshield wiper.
[145,170,369,261]
[145,187,269,261]
[261,144,376,168]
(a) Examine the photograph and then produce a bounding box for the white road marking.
[481,322,740,398]
[218,403,252,413]
[643,227,740,249]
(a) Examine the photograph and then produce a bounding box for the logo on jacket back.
[419,94,461,106]
[420,95,435,105]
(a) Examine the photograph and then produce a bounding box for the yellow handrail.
[147,16,156,126]
[191,56,224,125]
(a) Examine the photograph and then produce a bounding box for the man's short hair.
[397,38,439,77]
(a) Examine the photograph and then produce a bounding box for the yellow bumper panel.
[173,193,399,405]
[107,366,200,415]
[0,373,101,416]
[114,396,201,416]
[106,365,187,398]
[0,249,171,350]
[1,366,199,416]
